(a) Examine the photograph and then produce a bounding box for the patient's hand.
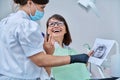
[43,35,55,55]
[88,50,94,56]
[86,50,94,66]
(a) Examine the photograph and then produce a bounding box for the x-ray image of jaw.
[92,44,107,59]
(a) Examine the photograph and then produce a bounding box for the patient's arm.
[44,67,51,76]
[43,35,55,76]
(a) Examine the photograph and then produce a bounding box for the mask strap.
[27,2,32,16]
[27,1,37,16]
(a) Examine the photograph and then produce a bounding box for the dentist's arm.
[29,51,92,67]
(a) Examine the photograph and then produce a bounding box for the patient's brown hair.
[46,14,72,46]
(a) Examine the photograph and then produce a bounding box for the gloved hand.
[70,54,89,64]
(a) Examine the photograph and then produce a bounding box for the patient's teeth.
[53,30,61,33]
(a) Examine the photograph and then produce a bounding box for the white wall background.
[40,0,120,53]
[0,0,12,19]
[0,0,120,52]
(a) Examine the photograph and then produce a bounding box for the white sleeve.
[17,20,44,57]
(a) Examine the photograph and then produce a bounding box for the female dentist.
[0,0,93,80]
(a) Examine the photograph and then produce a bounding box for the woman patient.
[44,14,91,80]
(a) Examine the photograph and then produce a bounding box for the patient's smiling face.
[47,18,67,38]
[46,14,72,46]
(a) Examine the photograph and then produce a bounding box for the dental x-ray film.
[88,38,115,66]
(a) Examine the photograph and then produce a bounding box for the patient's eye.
[48,22,64,27]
